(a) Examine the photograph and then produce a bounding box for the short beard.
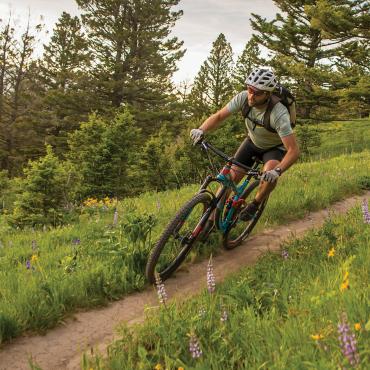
[248,92,271,108]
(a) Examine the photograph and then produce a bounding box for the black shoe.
[198,219,215,241]
[239,201,259,221]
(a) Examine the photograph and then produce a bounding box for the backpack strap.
[241,95,281,133]
[241,98,251,119]
[262,95,281,133]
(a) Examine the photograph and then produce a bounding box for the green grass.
[307,119,370,160]
[0,150,369,343]
[83,205,370,370]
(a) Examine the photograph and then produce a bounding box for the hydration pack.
[241,85,296,133]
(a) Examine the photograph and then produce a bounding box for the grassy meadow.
[82,204,370,369]
[0,148,369,343]
[304,119,370,160]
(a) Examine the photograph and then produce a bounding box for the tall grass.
[84,204,370,369]
[0,151,369,343]
[307,119,370,161]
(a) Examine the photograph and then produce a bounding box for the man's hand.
[261,169,280,183]
[190,128,204,145]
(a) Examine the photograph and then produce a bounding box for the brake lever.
[200,140,207,151]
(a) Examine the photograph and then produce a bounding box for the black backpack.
[241,85,296,133]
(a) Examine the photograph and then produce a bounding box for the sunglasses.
[247,86,266,97]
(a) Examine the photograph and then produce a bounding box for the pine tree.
[41,12,90,90]
[38,12,93,156]
[1,16,43,175]
[250,0,341,119]
[0,16,16,168]
[307,0,369,68]
[67,109,140,199]
[76,0,185,136]
[11,145,69,227]
[306,0,369,118]
[189,33,234,118]
[232,39,264,92]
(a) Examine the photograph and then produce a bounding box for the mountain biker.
[190,68,300,227]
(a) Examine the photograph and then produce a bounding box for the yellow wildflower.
[311,334,324,340]
[154,364,163,370]
[340,280,350,291]
[343,271,349,281]
[31,254,38,263]
[327,248,335,257]
[354,323,361,331]
[178,367,185,370]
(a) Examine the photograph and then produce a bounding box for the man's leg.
[238,144,286,221]
[199,164,246,239]
[208,165,246,221]
[255,159,280,203]
[202,138,255,234]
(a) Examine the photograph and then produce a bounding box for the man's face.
[247,85,269,107]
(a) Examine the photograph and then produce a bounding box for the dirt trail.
[0,192,369,370]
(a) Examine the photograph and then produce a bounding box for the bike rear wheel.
[222,180,268,250]
[146,192,213,284]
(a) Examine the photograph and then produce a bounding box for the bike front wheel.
[146,192,213,284]
[222,180,268,250]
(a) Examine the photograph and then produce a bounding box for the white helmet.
[245,68,277,92]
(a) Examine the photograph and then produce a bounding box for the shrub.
[11,145,70,227]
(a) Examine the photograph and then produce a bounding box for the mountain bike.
[145,139,268,284]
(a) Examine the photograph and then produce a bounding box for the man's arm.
[277,134,300,173]
[199,106,231,133]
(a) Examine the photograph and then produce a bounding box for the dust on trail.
[0,192,369,370]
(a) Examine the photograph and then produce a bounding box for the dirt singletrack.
[0,192,369,370]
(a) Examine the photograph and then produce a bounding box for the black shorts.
[234,138,286,168]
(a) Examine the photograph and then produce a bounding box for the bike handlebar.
[198,139,261,175]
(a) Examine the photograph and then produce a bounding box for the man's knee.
[263,160,280,172]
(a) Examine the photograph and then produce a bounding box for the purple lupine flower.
[31,240,37,251]
[207,255,216,294]
[189,333,202,359]
[220,308,228,322]
[113,209,119,226]
[281,250,289,259]
[361,199,370,224]
[72,238,81,245]
[26,260,31,269]
[337,312,360,367]
[155,273,168,305]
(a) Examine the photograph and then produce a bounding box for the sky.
[0,0,279,83]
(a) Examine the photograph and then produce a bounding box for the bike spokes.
[155,201,207,274]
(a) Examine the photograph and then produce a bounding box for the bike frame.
[194,140,261,237]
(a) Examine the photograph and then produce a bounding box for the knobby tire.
[146,192,212,284]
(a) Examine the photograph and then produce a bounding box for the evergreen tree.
[250,0,341,119]
[67,109,140,199]
[11,145,69,227]
[189,33,234,118]
[0,16,16,167]
[76,0,185,135]
[41,12,90,90]
[232,39,264,92]
[307,0,369,68]
[0,16,43,175]
[306,0,370,118]
[39,12,93,156]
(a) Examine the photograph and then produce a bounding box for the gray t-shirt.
[226,90,293,150]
